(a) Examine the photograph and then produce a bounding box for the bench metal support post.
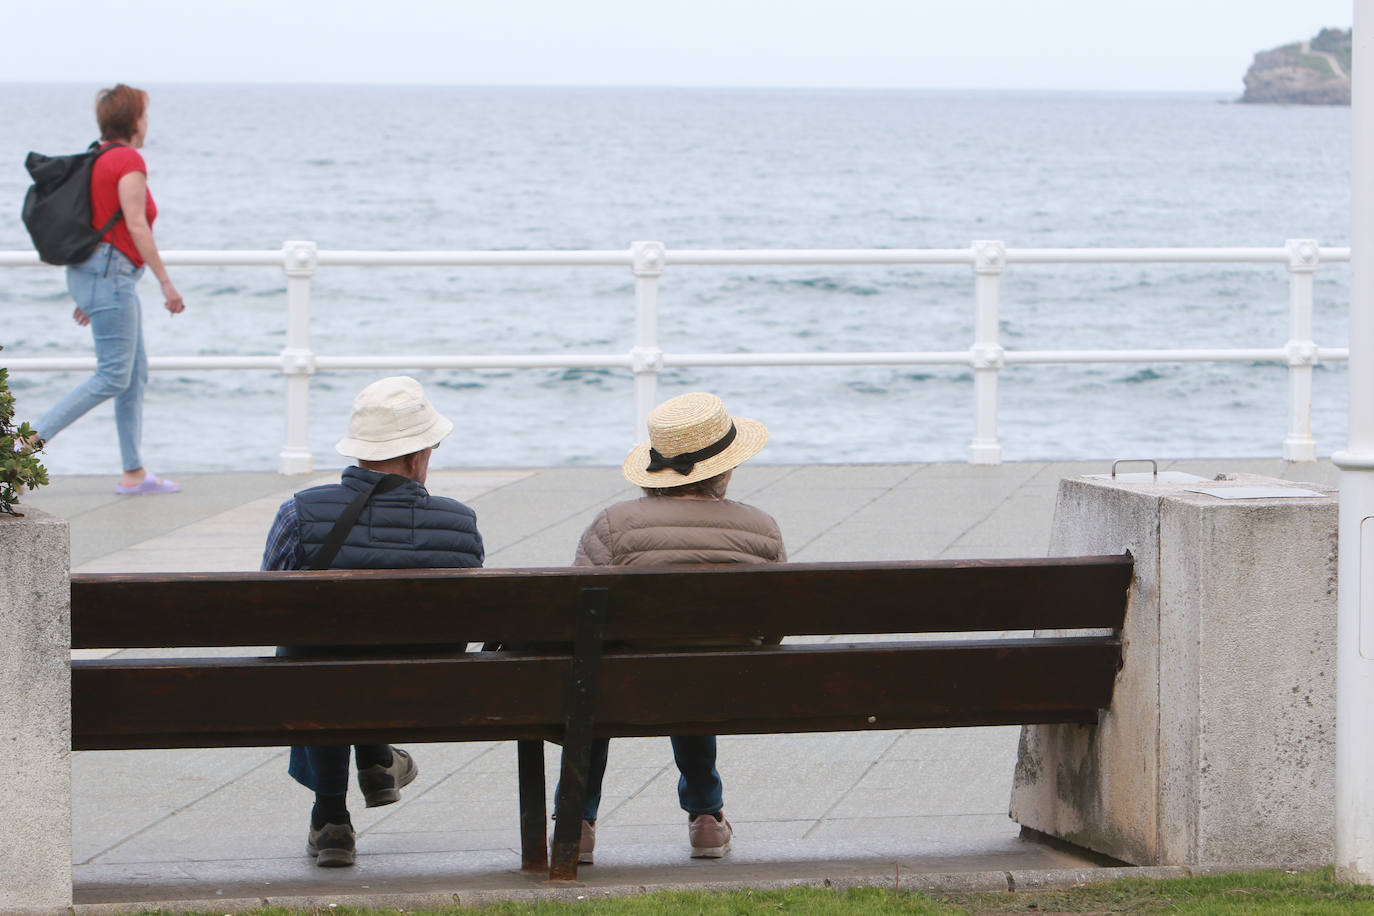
[549,586,608,882]
[517,740,548,872]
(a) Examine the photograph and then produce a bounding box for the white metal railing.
[0,239,1351,473]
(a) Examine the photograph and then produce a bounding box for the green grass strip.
[118,868,1374,916]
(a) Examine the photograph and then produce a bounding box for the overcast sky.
[0,1,1357,92]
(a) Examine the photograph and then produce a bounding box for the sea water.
[0,84,1353,474]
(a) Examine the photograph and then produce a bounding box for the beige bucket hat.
[335,376,454,461]
[622,392,769,488]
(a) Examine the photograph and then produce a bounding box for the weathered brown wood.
[66,555,1134,883]
[70,555,1131,649]
[71,638,1120,751]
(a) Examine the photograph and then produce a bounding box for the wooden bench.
[70,554,1132,881]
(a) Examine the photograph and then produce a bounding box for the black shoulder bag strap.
[304,473,411,570]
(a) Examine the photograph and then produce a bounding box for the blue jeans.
[274,644,393,795]
[287,744,390,796]
[560,735,724,824]
[36,244,147,472]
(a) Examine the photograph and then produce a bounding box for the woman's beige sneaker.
[688,811,732,858]
[580,819,596,864]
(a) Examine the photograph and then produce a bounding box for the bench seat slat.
[70,556,1131,649]
[72,638,1120,751]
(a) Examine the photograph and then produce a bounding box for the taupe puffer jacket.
[573,494,786,647]
[573,495,786,568]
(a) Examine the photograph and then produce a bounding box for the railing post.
[280,241,318,475]
[630,241,666,442]
[969,240,1005,465]
[1284,239,1321,462]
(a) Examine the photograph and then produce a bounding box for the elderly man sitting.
[261,376,485,867]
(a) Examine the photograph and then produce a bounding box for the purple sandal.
[114,475,181,495]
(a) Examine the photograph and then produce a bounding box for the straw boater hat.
[623,392,769,488]
[335,376,454,461]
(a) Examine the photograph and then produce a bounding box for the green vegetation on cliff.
[1241,27,1351,105]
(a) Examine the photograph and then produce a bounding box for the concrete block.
[0,507,73,912]
[1009,472,1337,868]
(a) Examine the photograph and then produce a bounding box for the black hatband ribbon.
[646,423,737,475]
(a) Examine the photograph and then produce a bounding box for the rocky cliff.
[1240,27,1351,105]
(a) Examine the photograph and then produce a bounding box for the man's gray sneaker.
[307,821,356,867]
[358,746,418,807]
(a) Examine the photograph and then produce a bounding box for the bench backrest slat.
[70,555,1131,649]
[71,637,1120,750]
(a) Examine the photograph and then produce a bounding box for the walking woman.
[31,83,185,494]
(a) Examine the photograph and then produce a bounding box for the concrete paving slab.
[901,461,1045,487]
[755,486,892,552]
[485,521,592,566]
[716,463,800,496]
[949,491,1059,555]
[758,464,924,491]
[791,522,967,562]
[724,732,903,764]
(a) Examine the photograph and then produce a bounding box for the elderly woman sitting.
[556,391,786,865]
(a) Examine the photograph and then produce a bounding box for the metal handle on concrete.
[1111,458,1158,479]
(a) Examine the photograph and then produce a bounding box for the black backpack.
[21,141,125,266]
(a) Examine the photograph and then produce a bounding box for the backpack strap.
[304,473,411,570]
[89,141,127,235]
[96,208,123,237]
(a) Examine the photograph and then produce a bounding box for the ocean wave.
[1119,367,1170,383]
[433,378,485,391]
[846,381,889,395]
[762,275,883,296]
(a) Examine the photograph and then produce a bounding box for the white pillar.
[630,241,665,443]
[1284,239,1320,462]
[1334,0,1374,883]
[279,241,318,475]
[969,240,1005,465]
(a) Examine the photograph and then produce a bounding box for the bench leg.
[549,586,608,882]
[518,740,548,872]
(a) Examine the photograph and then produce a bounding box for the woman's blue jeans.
[559,735,724,824]
[36,244,147,472]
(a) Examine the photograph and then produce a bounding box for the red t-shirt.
[90,143,156,267]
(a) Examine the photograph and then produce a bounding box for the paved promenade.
[22,457,1339,909]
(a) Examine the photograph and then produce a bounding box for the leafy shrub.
[0,345,49,516]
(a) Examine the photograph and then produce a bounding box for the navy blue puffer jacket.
[295,466,484,569]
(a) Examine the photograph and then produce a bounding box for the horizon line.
[0,79,1248,95]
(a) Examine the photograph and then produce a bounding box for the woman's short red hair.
[95,84,148,142]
